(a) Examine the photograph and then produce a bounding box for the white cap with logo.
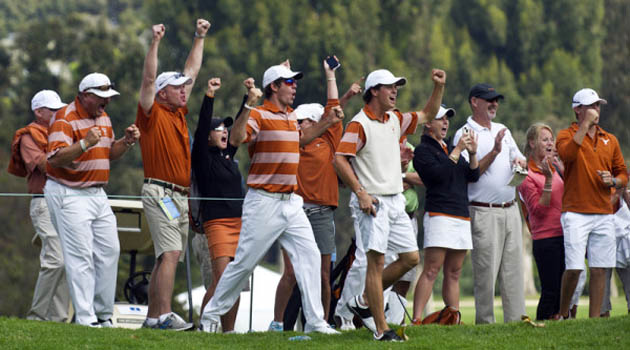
[31,90,67,111]
[572,88,607,108]
[294,103,325,123]
[155,71,193,93]
[79,73,120,98]
[364,69,407,93]
[262,65,303,89]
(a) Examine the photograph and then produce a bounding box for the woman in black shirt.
[192,77,261,332]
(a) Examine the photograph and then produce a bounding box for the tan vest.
[350,110,403,195]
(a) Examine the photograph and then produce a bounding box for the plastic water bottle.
[288,335,311,341]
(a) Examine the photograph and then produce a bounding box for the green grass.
[2,297,629,349]
[1,314,629,350]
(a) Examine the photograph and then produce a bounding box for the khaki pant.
[470,204,525,323]
[27,197,71,322]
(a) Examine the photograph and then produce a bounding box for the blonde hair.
[524,123,554,160]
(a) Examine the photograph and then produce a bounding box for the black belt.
[144,178,189,195]
[470,200,514,208]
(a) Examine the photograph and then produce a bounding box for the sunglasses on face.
[86,83,115,92]
[213,125,226,131]
[482,97,500,103]
[283,78,296,86]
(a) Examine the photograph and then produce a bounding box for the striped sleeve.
[395,110,419,136]
[244,109,262,143]
[336,121,365,157]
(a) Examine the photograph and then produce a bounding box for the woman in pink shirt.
[518,123,565,320]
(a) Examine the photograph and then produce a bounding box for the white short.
[349,193,417,255]
[561,212,616,269]
[423,213,473,250]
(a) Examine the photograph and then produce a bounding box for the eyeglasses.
[283,78,296,86]
[85,83,115,92]
[213,125,226,131]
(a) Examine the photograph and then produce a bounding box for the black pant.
[532,236,565,320]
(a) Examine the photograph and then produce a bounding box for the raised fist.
[152,24,165,41]
[196,19,211,37]
[207,77,221,97]
[431,69,446,86]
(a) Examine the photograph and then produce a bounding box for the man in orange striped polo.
[44,72,140,327]
[554,88,627,319]
[136,19,210,331]
[200,61,339,335]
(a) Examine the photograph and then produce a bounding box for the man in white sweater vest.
[334,68,446,341]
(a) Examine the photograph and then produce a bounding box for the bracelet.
[355,186,366,195]
[611,178,618,188]
[194,32,205,38]
[243,103,254,110]
[327,77,336,81]
[469,152,477,156]
[79,139,88,153]
[542,188,552,192]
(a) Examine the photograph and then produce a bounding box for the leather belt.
[470,200,515,208]
[144,178,189,195]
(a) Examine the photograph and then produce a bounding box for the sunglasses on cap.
[86,83,115,92]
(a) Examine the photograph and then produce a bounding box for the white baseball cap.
[262,64,303,89]
[436,105,456,119]
[572,88,607,108]
[79,73,120,98]
[295,103,325,123]
[364,69,406,93]
[155,71,193,93]
[31,90,67,111]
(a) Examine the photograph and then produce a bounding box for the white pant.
[45,180,120,325]
[27,197,70,322]
[202,189,326,329]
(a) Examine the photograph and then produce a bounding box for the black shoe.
[374,329,403,342]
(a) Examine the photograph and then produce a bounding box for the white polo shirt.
[453,116,524,204]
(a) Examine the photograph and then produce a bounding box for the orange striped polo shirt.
[336,105,418,157]
[46,97,115,188]
[245,99,300,193]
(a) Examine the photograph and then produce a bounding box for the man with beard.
[136,19,210,331]
[452,83,527,324]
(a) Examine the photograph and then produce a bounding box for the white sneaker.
[98,319,114,328]
[338,316,356,331]
[347,295,376,333]
[304,323,341,335]
[158,312,194,331]
[268,320,284,332]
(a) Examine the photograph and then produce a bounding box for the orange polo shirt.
[136,102,191,187]
[556,122,627,214]
[296,99,342,207]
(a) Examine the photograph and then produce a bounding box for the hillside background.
[0,0,628,317]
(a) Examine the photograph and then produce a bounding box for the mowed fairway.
[1,297,629,350]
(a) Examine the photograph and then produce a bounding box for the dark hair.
[264,80,282,99]
[362,85,381,103]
